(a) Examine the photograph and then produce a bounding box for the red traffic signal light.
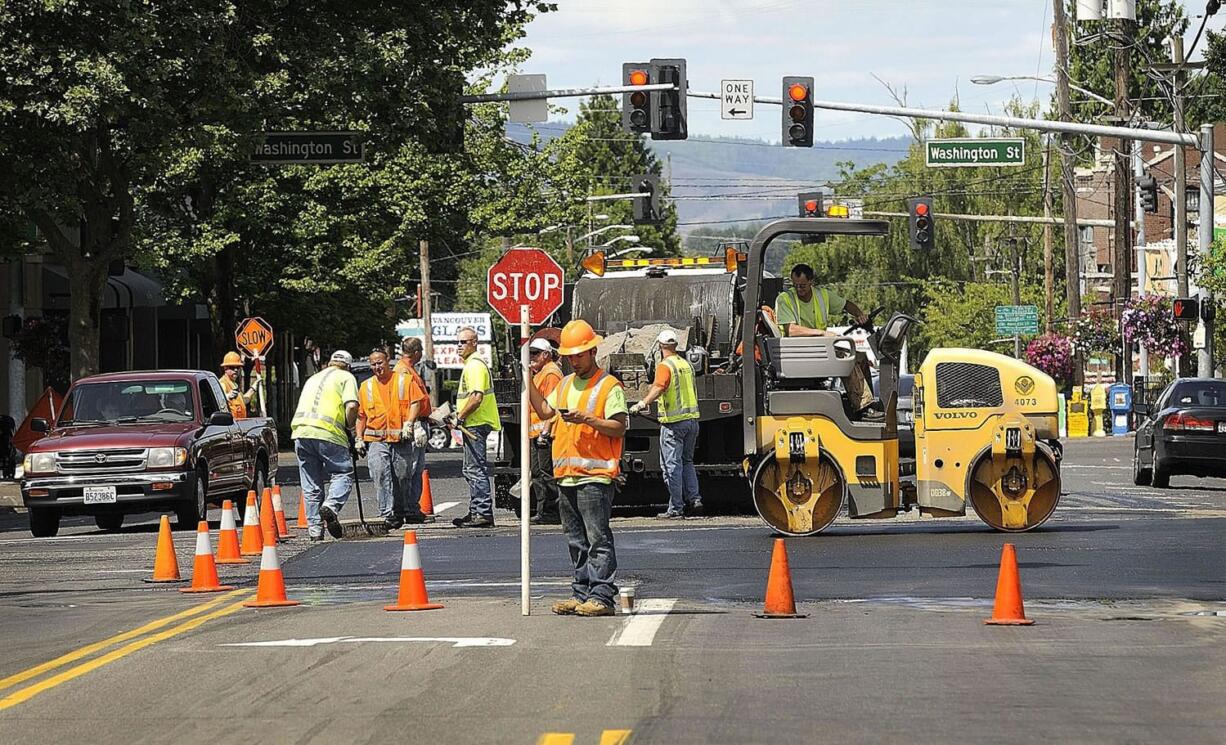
[629,69,648,86]
[788,83,809,102]
[1173,297,1199,321]
[804,199,819,214]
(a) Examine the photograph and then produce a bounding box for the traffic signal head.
[798,192,823,218]
[1173,296,1199,321]
[1138,173,1158,213]
[633,174,662,225]
[622,63,652,134]
[649,58,687,140]
[782,76,814,147]
[907,197,935,250]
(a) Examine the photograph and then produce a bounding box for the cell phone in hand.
[557,407,571,415]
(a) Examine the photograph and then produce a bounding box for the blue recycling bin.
[1108,383,1132,436]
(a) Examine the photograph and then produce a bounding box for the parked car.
[20,370,278,537]
[1133,377,1226,488]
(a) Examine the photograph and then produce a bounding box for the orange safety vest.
[219,375,248,420]
[551,369,624,481]
[530,361,564,439]
[393,358,432,418]
[359,373,412,442]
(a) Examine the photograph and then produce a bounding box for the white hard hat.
[330,350,353,367]
[657,329,679,346]
[529,338,554,353]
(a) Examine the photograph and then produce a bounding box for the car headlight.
[147,447,188,468]
[23,453,56,475]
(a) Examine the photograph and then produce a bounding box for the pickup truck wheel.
[176,470,208,529]
[95,513,124,532]
[29,507,60,538]
[251,459,268,499]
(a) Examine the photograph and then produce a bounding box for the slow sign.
[235,317,275,358]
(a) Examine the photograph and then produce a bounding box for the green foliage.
[916,281,1057,357]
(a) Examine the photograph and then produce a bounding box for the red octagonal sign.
[487,248,566,325]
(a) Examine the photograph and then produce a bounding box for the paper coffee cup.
[618,587,636,614]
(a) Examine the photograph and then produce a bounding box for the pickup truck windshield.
[59,380,196,425]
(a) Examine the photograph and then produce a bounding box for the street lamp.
[610,246,654,258]
[577,224,634,243]
[971,74,1117,109]
[604,235,640,247]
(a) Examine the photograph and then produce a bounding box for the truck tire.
[95,513,124,532]
[29,507,60,538]
[176,469,208,529]
[250,458,268,500]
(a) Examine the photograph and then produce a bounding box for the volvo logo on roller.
[486,248,566,326]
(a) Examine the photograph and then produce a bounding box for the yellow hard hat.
[557,320,603,356]
[221,351,243,368]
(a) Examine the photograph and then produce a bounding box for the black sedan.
[1133,378,1226,487]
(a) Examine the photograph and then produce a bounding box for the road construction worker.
[394,336,434,519]
[528,319,627,617]
[219,352,257,420]
[452,326,500,528]
[291,350,360,541]
[355,347,429,530]
[775,262,877,417]
[528,337,564,525]
[630,329,702,519]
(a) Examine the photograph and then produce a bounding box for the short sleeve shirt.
[459,355,500,430]
[775,287,847,331]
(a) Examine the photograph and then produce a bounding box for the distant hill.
[506,122,910,233]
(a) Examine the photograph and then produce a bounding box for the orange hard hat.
[221,351,243,368]
[557,320,603,356]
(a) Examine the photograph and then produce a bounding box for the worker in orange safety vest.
[527,337,564,525]
[355,347,429,529]
[219,351,256,420]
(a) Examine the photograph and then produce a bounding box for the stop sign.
[487,248,565,325]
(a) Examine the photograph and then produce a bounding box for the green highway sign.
[926,138,1025,168]
[995,304,1039,336]
[252,132,364,164]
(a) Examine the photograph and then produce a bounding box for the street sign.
[252,132,364,164]
[994,305,1039,335]
[926,138,1025,168]
[720,79,754,120]
[397,312,494,342]
[507,74,547,124]
[235,317,275,358]
[486,248,565,325]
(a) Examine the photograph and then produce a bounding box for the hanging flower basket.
[1024,332,1074,384]
[1120,295,1189,361]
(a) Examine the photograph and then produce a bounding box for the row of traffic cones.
[757,539,1036,625]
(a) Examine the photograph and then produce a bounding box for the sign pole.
[519,304,531,616]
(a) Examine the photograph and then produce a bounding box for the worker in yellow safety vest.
[528,337,564,525]
[529,319,627,617]
[355,347,429,530]
[774,262,878,418]
[451,326,500,528]
[630,329,703,518]
[219,352,256,420]
[291,350,360,541]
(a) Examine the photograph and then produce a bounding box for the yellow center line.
[0,589,246,693]
[537,736,575,745]
[600,731,632,745]
[0,594,253,711]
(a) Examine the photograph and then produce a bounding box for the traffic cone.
[240,492,263,557]
[296,491,309,530]
[985,543,1035,626]
[272,485,291,539]
[419,469,435,516]
[144,515,183,583]
[385,531,444,611]
[754,538,806,618]
[259,487,278,546]
[231,501,242,534]
[215,499,249,565]
[181,522,235,594]
[242,543,300,608]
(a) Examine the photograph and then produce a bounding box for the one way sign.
[721,79,754,120]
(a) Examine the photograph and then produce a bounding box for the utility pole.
[1112,12,1134,386]
[1173,37,1189,300]
[1199,123,1216,377]
[419,238,436,406]
[1042,139,1055,333]
[1134,148,1149,379]
[1011,237,1023,360]
[1052,0,1083,383]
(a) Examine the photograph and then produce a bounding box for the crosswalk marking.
[432,501,461,514]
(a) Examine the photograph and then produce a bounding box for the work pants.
[407,437,427,511]
[660,418,701,514]
[558,481,618,608]
[294,437,354,537]
[461,423,494,517]
[530,437,560,519]
[367,441,426,520]
[844,352,874,411]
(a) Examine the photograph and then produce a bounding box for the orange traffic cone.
[754,538,806,618]
[240,492,263,557]
[419,469,435,516]
[385,531,444,611]
[985,543,1034,626]
[272,485,291,539]
[242,543,300,608]
[216,499,248,565]
[144,515,183,583]
[259,487,278,546]
[296,491,309,530]
[181,522,235,593]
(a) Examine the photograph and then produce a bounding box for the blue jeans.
[462,423,493,517]
[407,439,427,511]
[660,418,701,513]
[366,441,425,519]
[558,481,618,607]
[295,437,354,536]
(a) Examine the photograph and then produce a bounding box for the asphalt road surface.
[2,436,1224,744]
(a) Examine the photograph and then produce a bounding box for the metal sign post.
[519,304,531,616]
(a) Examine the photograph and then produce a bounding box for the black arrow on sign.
[728,108,746,116]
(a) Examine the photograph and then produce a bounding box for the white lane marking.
[1063,464,1129,470]
[429,580,573,587]
[432,501,461,514]
[607,598,677,647]
[221,636,515,648]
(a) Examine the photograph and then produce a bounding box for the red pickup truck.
[21,370,278,537]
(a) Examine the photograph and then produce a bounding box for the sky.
[510,0,1220,143]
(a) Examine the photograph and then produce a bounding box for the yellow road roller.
[739,218,1062,536]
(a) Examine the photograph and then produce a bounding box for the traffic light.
[633,174,661,224]
[1173,296,1199,321]
[907,197,935,250]
[1202,299,1217,322]
[1138,172,1158,213]
[622,63,652,135]
[650,58,687,141]
[798,191,825,244]
[782,76,814,147]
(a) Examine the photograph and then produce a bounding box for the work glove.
[413,422,428,448]
[399,423,414,441]
[354,440,367,456]
[445,414,459,429]
[629,401,647,415]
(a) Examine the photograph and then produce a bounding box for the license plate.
[83,486,117,504]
